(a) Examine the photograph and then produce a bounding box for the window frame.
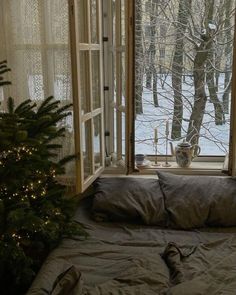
[103,0,126,167]
[69,0,105,193]
[126,0,236,175]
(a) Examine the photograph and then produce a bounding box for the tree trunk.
[206,54,225,125]
[171,0,190,139]
[145,1,158,105]
[222,78,232,113]
[186,0,214,145]
[214,6,224,92]
[135,0,144,114]
[153,65,158,107]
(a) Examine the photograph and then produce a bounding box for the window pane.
[135,0,235,156]
[78,0,88,43]
[91,51,101,109]
[121,0,125,46]
[121,51,126,158]
[93,114,102,170]
[82,120,92,180]
[90,0,98,43]
[80,51,90,114]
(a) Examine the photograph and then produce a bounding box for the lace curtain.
[0,0,75,182]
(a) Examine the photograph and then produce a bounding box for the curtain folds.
[0,0,75,182]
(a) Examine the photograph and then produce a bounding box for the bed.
[27,172,236,295]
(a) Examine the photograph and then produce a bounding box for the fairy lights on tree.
[0,61,85,295]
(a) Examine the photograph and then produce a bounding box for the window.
[69,0,105,192]
[102,0,126,170]
[3,0,236,194]
[134,0,236,165]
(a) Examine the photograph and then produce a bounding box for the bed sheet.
[27,197,236,295]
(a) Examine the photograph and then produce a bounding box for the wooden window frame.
[69,0,105,193]
[103,0,127,168]
[125,0,236,175]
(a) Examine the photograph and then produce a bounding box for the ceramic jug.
[169,140,201,167]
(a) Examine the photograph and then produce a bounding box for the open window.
[102,0,127,170]
[69,0,105,192]
[133,0,236,173]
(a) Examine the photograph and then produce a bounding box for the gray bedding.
[27,197,236,295]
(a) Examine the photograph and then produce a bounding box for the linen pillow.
[157,171,236,229]
[92,177,167,225]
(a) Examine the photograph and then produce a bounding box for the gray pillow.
[92,177,167,225]
[157,171,236,228]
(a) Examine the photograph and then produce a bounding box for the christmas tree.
[0,61,85,294]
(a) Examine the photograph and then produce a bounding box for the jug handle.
[193,145,201,158]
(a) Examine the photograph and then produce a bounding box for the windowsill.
[135,160,226,175]
[104,157,228,176]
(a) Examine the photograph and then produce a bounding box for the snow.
[135,75,230,156]
[208,23,217,30]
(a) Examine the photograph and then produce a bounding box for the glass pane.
[93,115,102,170]
[91,51,101,109]
[78,0,88,43]
[121,52,126,158]
[135,0,235,157]
[112,0,116,47]
[122,112,125,157]
[121,0,125,46]
[90,0,98,43]
[82,120,92,180]
[80,51,90,114]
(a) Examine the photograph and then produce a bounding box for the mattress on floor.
[27,196,236,295]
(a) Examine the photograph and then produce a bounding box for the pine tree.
[0,62,86,295]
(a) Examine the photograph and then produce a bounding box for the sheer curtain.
[0,0,75,183]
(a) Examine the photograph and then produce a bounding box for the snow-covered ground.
[135,75,230,156]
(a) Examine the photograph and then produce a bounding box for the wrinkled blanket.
[27,199,236,295]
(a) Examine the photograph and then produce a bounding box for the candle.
[154,128,158,143]
[165,120,169,136]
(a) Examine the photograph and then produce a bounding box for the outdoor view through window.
[135,0,235,156]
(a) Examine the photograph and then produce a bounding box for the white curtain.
[0,0,75,181]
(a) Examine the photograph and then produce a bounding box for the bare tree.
[135,0,144,115]
[171,0,191,139]
[135,0,235,155]
[145,1,159,107]
[187,0,216,144]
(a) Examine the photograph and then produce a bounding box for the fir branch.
[37,101,60,115]
[0,81,11,87]
[0,68,11,76]
[37,96,55,112]
[59,154,76,166]
[0,60,7,65]
[7,97,14,114]
[56,103,73,114]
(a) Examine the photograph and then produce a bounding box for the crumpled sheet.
[27,198,236,295]
[163,239,236,295]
